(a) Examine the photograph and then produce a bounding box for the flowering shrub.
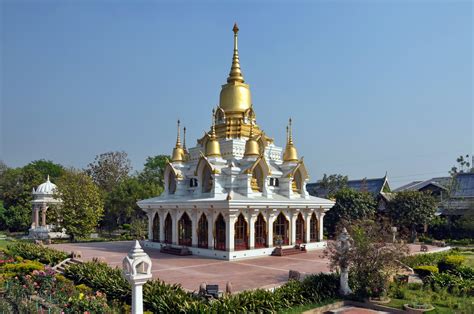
[438,255,466,272]
[413,266,439,279]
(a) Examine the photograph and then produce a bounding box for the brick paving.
[50,241,446,292]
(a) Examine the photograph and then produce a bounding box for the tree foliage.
[319,173,348,198]
[138,155,169,186]
[86,151,132,193]
[103,177,162,230]
[387,190,437,241]
[54,169,104,241]
[325,188,377,235]
[325,220,409,298]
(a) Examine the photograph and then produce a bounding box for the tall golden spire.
[219,23,252,113]
[283,118,299,162]
[227,23,244,83]
[183,126,187,150]
[206,109,221,157]
[172,120,185,162]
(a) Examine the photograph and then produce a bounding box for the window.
[178,212,192,246]
[310,213,319,242]
[198,214,208,248]
[214,214,226,251]
[152,213,160,242]
[164,213,172,244]
[190,178,198,188]
[255,214,267,248]
[234,214,248,251]
[273,212,289,245]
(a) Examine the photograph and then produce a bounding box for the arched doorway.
[164,213,172,244]
[168,171,177,194]
[255,213,267,248]
[234,214,249,250]
[214,214,226,251]
[152,213,160,242]
[295,213,305,244]
[198,214,208,248]
[251,165,264,192]
[273,212,289,245]
[178,212,192,246]
[310,213,319,242]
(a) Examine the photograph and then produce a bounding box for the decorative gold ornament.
[206,109,222,157]
[251,177,261,192]
[172,120,185,162]
[283,118,299,162]
[244,121,260,157]
[219,23,252,114]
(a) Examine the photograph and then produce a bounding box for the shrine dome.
[35,175,57,195]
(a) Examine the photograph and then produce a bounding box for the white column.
[207,213,214,250]
[226,214,236,252]
[172,212,178,245]
[267,214,275,248]
[41,206,47,226]
[318,212,325,241]
[304,212,311,243]
[159,212,165,243]
[132,284,144,314]
[35,206,40,227]
[249,214,257,249]
[147,212,154,241]
[290,212,297,245]
[191,211,198,247]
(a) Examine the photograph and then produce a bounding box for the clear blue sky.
[1,0,472,188]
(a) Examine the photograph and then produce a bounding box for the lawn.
[0,238,10,251]
[458,250,474,268]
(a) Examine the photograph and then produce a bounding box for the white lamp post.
[123,240,153,314]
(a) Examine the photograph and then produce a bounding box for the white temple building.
[29,176,67,239]
[138,24,335,260]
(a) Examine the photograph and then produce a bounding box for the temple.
[138,24,335,260]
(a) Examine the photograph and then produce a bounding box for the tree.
[319,173,348,198]
[387,191,437,242]
[449,154,473,176]
[138,155,169,187]
[54,169,104,241]
[23,160,65,181]
[0,166,44,232]
[102,177,162,231]
[325,188,377,235]
[325,220,408,298]
[86,151,132,193]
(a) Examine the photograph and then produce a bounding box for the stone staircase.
[52,258,83,274]
[160,245,192,256]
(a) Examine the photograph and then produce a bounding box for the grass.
[0,238,10,251]
[458,250,474,268]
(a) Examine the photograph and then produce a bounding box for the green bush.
[428,272,474,296]
[438,255,466,272]
[2,260,44,276]
[301,273,340,302]
[65,261,131,301]
[413,266,439,278]
[6,242,68,265]
[402,250,450,268]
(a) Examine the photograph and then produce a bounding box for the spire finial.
[183,126,187,150]
[288,118,294,144]
[210,109,217,138]
[175,119,182,147]
[47,175,50,182]
[227,23,244,83]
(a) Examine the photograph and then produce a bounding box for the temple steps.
[271,246,307,257]
[160,245,192,256]
[52,258,83,274]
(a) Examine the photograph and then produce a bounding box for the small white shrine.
[29,176,67,239]
[138,24,335,260]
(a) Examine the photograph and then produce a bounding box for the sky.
[1,0,473,188]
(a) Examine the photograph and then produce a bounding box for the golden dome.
[283,118,299,162]
[218,23,252,113]
[244,123,260,157]
[206,110,222,157]
[171,120,185,162]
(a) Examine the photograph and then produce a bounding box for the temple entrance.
[273,212,289,245]
[152,213,160,242]
[254,213,267,248]
[234,214,249,251]
[295,213,305,244]
[164,213,172,244]
[310,213,319,242]
[198,214,208,248]
[214,214,226,251]
[178,212,192,246]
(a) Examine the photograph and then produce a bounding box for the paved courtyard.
[50,241,448,292]
[51,241,330,291]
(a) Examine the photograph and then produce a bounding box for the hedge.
[6,242,68,265]
[64,260,340,313]
[438,255,466,272]
[413,265,439,279]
